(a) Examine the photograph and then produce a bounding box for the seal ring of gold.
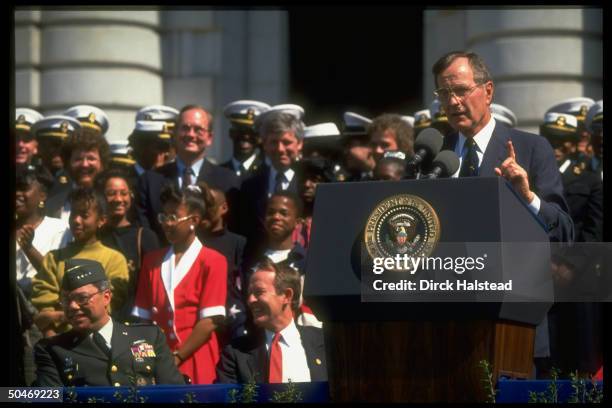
[364,194,440,270]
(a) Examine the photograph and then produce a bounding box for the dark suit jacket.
[238,164,300,260]
[33,320,185,386]
[220,153,265,183]
[561,163,602,243]
[442,122,574,243]
[215,325,327,384]
[136,159,240,242]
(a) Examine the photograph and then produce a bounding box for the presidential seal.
[364,194,440,271]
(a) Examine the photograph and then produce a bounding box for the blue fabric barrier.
[64,381,329,403]
[495,378,603,403]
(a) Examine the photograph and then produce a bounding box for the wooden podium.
[304,178,552,402]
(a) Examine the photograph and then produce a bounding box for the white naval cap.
[541,112,578,138]
[109,140,135,166]
[109,140,130,155]
[130,120,173,141]
[413,109,432,129]
[135,105,180,123]
[342,111,372,136]
[401,116,415,127]
[304,122,341,139]
[585,100,603,133]
[255,104,305,132]
[223,100,271,128]
[490,103,517,128]
[63,105,109,135]
[545,97,595,123]
[30,115,82,139]
[264,104,305,120]
[429,99,448,124]
[15,108,44,131]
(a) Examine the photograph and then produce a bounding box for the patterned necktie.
[274,172,285,193]
[182,166,194,188]
[459,138,479,177]
[268,332,283,383]
[93,331,111,358]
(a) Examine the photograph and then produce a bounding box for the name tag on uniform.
[131,342,156,361]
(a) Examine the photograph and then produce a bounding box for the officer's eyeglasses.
[157,213,194,225]
[433,83,484,101]
[179,125,210,135]
[61,290,103,307]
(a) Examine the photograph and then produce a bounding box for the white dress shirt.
[268,166,295,198]
[176,157,204,188]
[265,319,311,383]
[91,318,114,350]
[263,248,292,264]
[231,153,257,176]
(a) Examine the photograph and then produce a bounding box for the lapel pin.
[315,358,322,365]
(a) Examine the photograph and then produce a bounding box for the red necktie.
[269,332,283,383]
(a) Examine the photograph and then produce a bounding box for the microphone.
[423,150,460,179]
[405,128,444,178]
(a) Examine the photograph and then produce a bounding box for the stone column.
[161,9,289,163]
[423,8,602,134]
[15,9,42,108]
[38,10,163,142]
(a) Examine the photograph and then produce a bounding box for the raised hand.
[17,224,35,249]
[494,140,535,203]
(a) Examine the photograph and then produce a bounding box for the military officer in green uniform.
[33,259,185,387]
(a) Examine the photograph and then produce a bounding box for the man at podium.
[434,51,573,243]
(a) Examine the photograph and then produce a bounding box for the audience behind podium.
[373,150,408,181]
[367,113,415,164]
[293,157,335,249]
[31,187,130,337]
[16,164,72,385]
[95,169,161,321]
[216,259,327,384]
[15,84,604,385]
[195,182,249,346]
[132,183,227,384]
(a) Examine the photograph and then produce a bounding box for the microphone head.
[432,150,460,177]
[414,128,444,157]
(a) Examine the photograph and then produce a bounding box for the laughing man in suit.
[216,258,327,384]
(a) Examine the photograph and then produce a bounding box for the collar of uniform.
[558,159,572,174]
[232,153,258,172]
[134,163,146,176]
[265,319,301,351]
[269,165,295,185]
[91,318,113,349]
[457,117,497,156]
[176,157,204,179]
[263,248,292,264]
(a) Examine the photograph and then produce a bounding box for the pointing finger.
[507,140,516,161]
